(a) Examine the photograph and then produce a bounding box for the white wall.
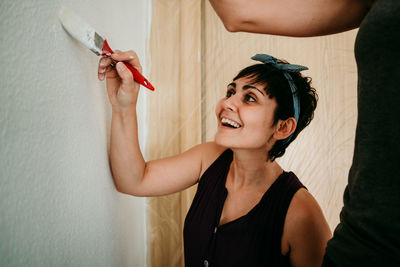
[0,1,150,266]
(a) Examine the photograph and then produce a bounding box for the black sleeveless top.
[183,149,305,267]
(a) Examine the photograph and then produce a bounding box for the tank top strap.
[198,149,233,188]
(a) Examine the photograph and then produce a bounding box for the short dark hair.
[233,61,318,161]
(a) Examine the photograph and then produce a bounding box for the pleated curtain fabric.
[148,1,201,266]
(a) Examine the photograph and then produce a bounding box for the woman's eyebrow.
[227,82,236,88]
[243,85,264,95]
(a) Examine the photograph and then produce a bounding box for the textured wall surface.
[0,1,150,266]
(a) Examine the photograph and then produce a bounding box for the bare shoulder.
[282,188,332,266]
[287,188,326,223]
[197,142,228,178]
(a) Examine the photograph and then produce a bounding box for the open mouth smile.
[221,117,242,128]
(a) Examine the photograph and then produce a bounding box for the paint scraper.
[58,6,154,91]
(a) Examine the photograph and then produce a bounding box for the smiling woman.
[215,58,318,161]
[100,49,331,266]
[215,78,278,150]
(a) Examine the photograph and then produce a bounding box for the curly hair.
[233,61,318,161]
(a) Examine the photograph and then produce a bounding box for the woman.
[98,52,331,266]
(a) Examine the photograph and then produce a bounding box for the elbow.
[211,0,262,33]
[220,14,258,32]
[114,183,127,194]
[113,176,142,196]
[110,164,146,196]
[221,16,260,33]
[222,20,240,32]
[115,183,145,197]
[114,182,131,195]
[216,8,250,33]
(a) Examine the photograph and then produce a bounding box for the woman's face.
[215,76,278,150]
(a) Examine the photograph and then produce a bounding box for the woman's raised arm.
[209,0,371,36]
[99,50,224,197]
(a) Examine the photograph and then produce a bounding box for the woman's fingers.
[98,57,114,80]
[116,62,134,88]
[113,61,139,107]
[99,50,142,81]
[99,49,141,108]
[111,50,142,74]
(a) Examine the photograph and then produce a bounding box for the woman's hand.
[98,50,142,111]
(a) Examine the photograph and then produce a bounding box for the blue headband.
[251,54,308,143]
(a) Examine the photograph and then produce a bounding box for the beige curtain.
[148,0,358,266]
[147,1,201,266]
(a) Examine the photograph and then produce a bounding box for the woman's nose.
[223,95,239,111]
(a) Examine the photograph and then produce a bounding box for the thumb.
[116,62,134,89]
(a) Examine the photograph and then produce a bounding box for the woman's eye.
[226,89,235,98]
[245,94,256,102]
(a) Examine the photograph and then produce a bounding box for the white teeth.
[221,118,241,128]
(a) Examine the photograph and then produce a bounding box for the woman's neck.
[227,148,283,191]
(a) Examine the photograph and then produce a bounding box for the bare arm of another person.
[281,188,332,267]
[209,0,372,36]
[98,50,224,197]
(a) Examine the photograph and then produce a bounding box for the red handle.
[102,40,155,91]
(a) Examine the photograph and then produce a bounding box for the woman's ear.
[273,118,297,140]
